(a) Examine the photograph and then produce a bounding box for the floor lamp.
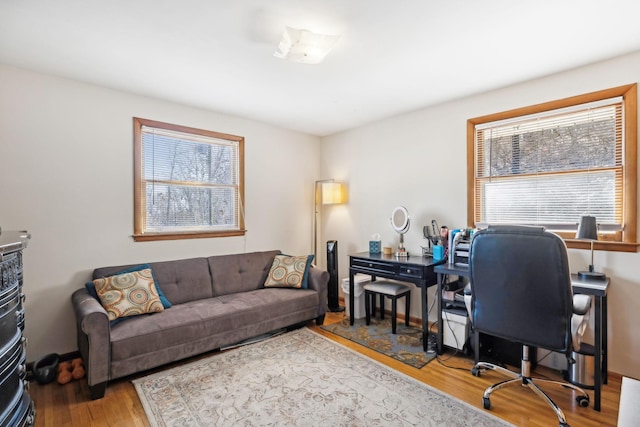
[313,180,345,312]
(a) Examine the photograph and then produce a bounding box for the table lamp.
[575,215,606,279]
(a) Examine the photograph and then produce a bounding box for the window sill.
[564,239,639,253]
[133,230,246,242]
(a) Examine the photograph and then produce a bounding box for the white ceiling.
[2,0,640,136]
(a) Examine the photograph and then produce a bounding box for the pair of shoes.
[57,358,85,385]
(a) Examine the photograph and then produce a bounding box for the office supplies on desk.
[447,228,472,266]
[422,220,448,257]
[432,244,445,261]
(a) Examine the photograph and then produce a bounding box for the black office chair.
[468,225,589,427]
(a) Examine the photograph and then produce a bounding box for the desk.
[349,252,440,352]
[434,264,609,411]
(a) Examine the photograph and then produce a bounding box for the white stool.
[363,281,412,334]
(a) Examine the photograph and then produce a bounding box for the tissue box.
[369,240,381,254]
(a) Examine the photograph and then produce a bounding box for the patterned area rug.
[133,328,513,427]
[321,316,435,369]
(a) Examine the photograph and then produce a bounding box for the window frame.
[133,117,245,242]
[467,84,638,253]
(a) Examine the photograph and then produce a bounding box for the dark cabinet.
[0,230,34,426]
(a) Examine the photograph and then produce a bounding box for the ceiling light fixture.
[274,26,340,64]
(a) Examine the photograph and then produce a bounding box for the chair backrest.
[469,225,574,353]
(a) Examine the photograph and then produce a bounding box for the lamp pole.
[313,179,340,264]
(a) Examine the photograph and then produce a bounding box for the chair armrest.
[307,266,329,315]
[71,288,111,388]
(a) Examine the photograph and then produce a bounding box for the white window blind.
[474,97,624,233]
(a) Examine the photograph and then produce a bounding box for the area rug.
[133,328,513,427]
[320,316,435,369]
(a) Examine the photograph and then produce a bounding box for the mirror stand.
[396,233,408,257]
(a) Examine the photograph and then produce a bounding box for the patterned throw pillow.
[93,268,164,321]
[87,264,172,309]
[264,254,314,289]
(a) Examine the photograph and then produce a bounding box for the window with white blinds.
[468,84,637,244]
[133,118,245,241]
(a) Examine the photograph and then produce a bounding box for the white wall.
[320,51,640,378]
[0,64,320,360]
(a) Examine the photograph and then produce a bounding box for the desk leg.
[421,282,429,352]
[349,271,355,326]
[594,296,602,412]
[436,273,444,355]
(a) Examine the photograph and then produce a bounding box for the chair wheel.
[559,423,570,427]
[576,395,590,407]
[471,367,481,377]
[482,397,491,409]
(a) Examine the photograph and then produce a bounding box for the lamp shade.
[576,215,598,240]
[321,182,345,205]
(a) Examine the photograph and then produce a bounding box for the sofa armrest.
[71,288,110,393]
[307,266,329,316]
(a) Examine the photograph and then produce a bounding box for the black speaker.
[326,240,344,312]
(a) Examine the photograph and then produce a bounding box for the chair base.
[472,345,589,427]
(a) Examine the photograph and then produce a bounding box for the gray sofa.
[71,250,328,399]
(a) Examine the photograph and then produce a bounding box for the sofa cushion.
[208,251,280,296]
[264,254,314,289]
[108,288,318,361]
[92,268,164,321]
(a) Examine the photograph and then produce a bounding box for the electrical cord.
[424,274,474,371]
[430,314,473,371]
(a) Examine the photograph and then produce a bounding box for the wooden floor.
[30,312,621,426]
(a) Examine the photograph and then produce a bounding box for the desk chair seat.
[363,281,411,334]
[469,225,590,427]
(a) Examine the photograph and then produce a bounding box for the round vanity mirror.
[390,206,410,256]
[391,206,410,234]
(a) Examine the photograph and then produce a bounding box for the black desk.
[349,252,440,351]
[434,263,609,411]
